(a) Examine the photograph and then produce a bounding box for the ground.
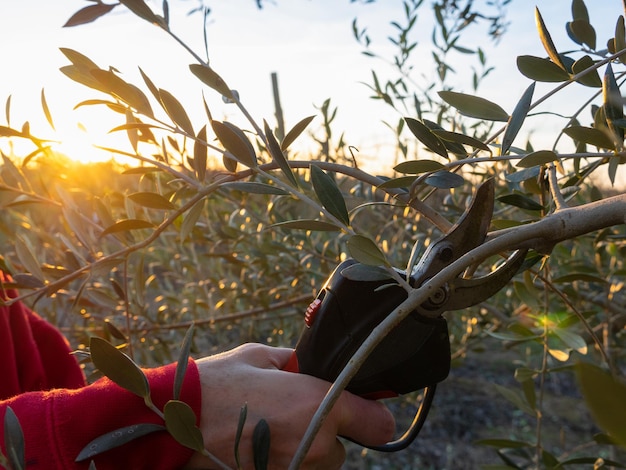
[342,341,621,470]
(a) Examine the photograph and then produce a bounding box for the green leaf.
[100,219,155,237]
[377,175,416,189]
[90,69,153,118]
[497,194,543,211]
[571,0,590,22]
[15,237,44,282]
[438,90,509,122]
[502,83,535,155]
[223,182,289,195]
[174,324,194,400]
[494,383,535,416]
[615,16,626,64]
[281,115,315,151]
[59,48,107,93]
[211,120,257,168]
[189,64,234,101]
[63,3,117,27]
[516,150,557,168]
[89,337,150,398]
[310,165,350,226]
[577,363,626,448]
[394,159,446,175]
[194,125,208,181]
[75,424,165,462]
[346,235,388,266]
[404,117,449,159]
[431,129,492,154]
[563,126,615,150]
[425,170,464,188]
[552,328,588,355]
[252,419,271,470]
[158,88,194,136]
[340,263,394,282]
[128,192,176,210]
[180,199,205,241]
[119,0,159,24]
[517,55,571,83]
[270,219,342,231]
[235,404,247,470]
[566,19,596,50]
[535,7,566,70]
[476,438,533,449]
[603,63,624,140]
[265,120,297,187]
[4,407,25,470]
[164,400,205,452]
[514,367,538,383]
[11,273,45,289]
[572,55,602,87]
[40,89,55,130]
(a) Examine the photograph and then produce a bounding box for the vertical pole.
[271,72,285,141]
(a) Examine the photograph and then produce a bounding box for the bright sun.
[52,121,111,164]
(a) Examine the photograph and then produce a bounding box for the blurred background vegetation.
[1,0,625,468]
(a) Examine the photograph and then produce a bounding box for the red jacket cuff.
[1,359,202,469]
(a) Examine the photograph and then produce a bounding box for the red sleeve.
[0,273,203,468]
[1,359,202,469]
[0,275,85,397]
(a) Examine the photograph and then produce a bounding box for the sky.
[0,0,624,181]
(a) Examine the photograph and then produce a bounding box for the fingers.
[335,392,396,447]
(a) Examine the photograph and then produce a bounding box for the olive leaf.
[90,69,154,118]
[577,363,626,448]
[516,55,570,83]
[438,91,509,122]
[265,120,298,187]
[4,407,25,470]
[310,165,350,227]
[75,424,166,462]
[252,419,271,470]
[164,400,205,452]
[223,182,289,196]
[89,336,150,399]
[404,117,449,159]
[424,170,464,188]
[394,159,446,175]
[193,125,208,182]
[535,7,566,71]
[497,194,544,211]
[189,64,234,101]
[281,115,316,151]
[63,2,117,27]
[128,192,176,210]
[173,323,195,400]
[235,404,247,470]
[180,199,206,241]
[100,219,155,238]
[270,219,342,231]
[211,120,257,168]
[346,235,388,267]
[516,150,557,168]
[502,83,535,155]
[158,88,194,136]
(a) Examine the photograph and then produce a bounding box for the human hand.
[186,343,395,469]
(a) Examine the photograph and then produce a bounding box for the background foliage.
[1,0,625,468]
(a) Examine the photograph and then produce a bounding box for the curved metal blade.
[442,249,528,312]
[411,178,495,286]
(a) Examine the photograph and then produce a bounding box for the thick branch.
[288,192,626,469]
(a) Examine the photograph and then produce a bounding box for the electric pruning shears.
[283,179,528,452]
